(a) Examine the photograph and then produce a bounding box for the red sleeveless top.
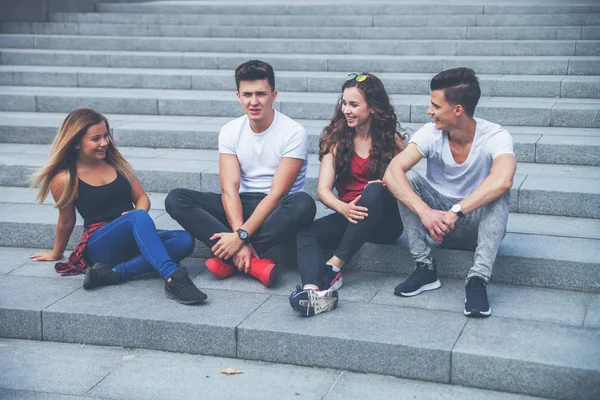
[335,152,370,203]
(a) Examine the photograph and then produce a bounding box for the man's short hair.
[235,60,275,92]
[430,67,481,117]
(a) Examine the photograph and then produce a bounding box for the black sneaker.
[289,285,338,317]
[394,261,441,297]
[464,276,491,317]
[165,267,207,305]
[321,264,343,290]
[83,262,121,290]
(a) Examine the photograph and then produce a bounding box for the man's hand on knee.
[441,211,459,232]
[210,232,244,260]
[419,208,452,244]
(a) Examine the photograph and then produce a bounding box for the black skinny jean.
[296,182,403,288]
[165,189,317,255]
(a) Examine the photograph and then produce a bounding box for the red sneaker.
[205,257,236,279]
[249,257,276,287]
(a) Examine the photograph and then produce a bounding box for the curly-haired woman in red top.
[290,73,407,316]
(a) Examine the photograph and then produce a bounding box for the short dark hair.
[430,67,480,117]
[235,60,275,91]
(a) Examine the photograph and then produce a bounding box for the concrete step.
[0,254,599,399]
[2,22,597,41]
[2,66,599,99]
[2,111,599,166]
[95,2,597,17]
[1,339,555,400]
[1,85,599,128]
[1,194,598,293]
[48,11,600,27]
[1,143,599,219]
[4,186,600,241]
[2,48,597,76]
[1,34,598,56]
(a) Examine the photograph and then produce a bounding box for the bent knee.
[289,191,317,219]
[361,181,386,198]
[165,188,188,215]
[128,209,150,219]
[178,231,195,255]
[165,188,184,208]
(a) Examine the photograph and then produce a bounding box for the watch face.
[452,204,462,213]
[238,229,248,240]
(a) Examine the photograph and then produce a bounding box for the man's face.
[236,79,278,125]
[427,89,459,131]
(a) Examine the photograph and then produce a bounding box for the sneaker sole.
[290,290,338,317]
[396,279,441,297]
[83,269,120,290]
[165,289,207,305]
[464,300,492,317]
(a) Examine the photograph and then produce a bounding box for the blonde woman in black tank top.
[30,108,206,305]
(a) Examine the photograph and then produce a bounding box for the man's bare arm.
[383,143,426,214]
[454,153,516,214]
[219,153,244,231]
[241,157,304,236]
[383,143,451,243]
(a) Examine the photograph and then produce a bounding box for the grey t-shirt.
[410,118,514,199]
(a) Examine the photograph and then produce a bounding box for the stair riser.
[2,70,599,99]
[46,12,600,28]
[2,51,597,76]
[2,23,597,41]
[1,93,598,128]
[0,35,597,57]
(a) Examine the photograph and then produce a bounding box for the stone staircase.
[0,1,599,399]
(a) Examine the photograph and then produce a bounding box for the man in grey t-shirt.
[383,67,516,317]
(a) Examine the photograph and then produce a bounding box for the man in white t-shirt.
[166,60,316,287]
[383,67,516,317]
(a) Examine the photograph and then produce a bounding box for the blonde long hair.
[32,108,136,209]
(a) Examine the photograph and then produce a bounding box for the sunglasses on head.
[346,73,368,82]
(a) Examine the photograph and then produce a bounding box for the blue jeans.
[85,210,194,280]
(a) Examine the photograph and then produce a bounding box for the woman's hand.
[29,251,63,261]
[340,195,368,224]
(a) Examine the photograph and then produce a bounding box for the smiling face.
[236,79,278,131]
[74,121,110,162]
[427,89,462,131]
[341,86,373,130]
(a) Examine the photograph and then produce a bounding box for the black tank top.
[75,171,134,225]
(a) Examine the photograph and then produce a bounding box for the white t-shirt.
[410,118,514,199]
[218,110,308,195]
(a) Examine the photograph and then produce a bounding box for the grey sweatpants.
[397,170,510,282]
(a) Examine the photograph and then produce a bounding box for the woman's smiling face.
[341,86,373,130]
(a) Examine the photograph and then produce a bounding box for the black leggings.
[296,182,403,288]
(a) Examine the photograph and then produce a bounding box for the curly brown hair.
[319,73,407,181]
